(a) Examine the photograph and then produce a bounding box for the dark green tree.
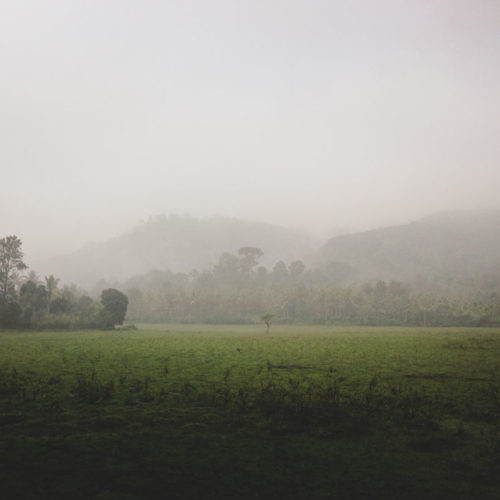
[50,296,73,315]
[0,301,22,328]
[19,281,48,325]
[19,280,47,304]
[100,288,128,327]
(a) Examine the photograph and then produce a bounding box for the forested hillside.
[315,210,500,285]
[35,215,313,288]
[35,210,500,292]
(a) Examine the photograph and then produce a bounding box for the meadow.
[0,325,499,499]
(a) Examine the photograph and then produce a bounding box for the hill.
[315,210,500,286]
[34,214,313,287]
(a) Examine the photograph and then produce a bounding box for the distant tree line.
[0,236,128,330]
[120,247,500,327]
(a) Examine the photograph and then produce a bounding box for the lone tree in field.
[260,313,275,334]
[100,288,128,327]
[0,235,27,303]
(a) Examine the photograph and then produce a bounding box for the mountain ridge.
[31,209,500,290]
[33,214,314,287]
[315,209,500,284]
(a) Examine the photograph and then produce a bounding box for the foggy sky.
[1,0,499,261]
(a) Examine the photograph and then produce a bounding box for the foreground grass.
[0,326,499,499]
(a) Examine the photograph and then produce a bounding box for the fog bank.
[1,1,499,260]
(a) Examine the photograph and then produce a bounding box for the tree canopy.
[101,288,129,327]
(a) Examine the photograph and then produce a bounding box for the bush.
[100,289,128,326]
[38,313,72,330]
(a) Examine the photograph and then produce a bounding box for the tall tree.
[289,260,306,279]
[0,235,27,302]
[24,271,41,285]
[271,261,289,283]
[238,247,264,275]
[19,281,48,325]
[45,274,60,310]
[213,252,241,286]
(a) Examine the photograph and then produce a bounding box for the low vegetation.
[0,326,499,499]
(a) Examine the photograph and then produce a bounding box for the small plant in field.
[0,368,22,397]
[322,378,341,405]
[237,387,249,408]
[132,376,155,402]
[23,371,44,401]
[72,369,115,403]
[157,388,168,401]
[181,381,196,397]
[260,314,275,334]
[369,375,378,392]
[0,368,48,402]
[47,375,61,385]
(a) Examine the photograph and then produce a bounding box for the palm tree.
[24,270,41,285]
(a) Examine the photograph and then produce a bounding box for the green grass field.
[0,325,499,499]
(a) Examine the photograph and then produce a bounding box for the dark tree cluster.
[0,236,128,330]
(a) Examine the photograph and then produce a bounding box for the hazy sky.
[1,0,499,260]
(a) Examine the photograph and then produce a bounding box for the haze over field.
[1,1,499,261]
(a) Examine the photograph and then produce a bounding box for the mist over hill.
[34,215,314,288]
[315,210,500,286]
[31,209,500,292]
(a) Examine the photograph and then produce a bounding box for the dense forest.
[119,248,500,327]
